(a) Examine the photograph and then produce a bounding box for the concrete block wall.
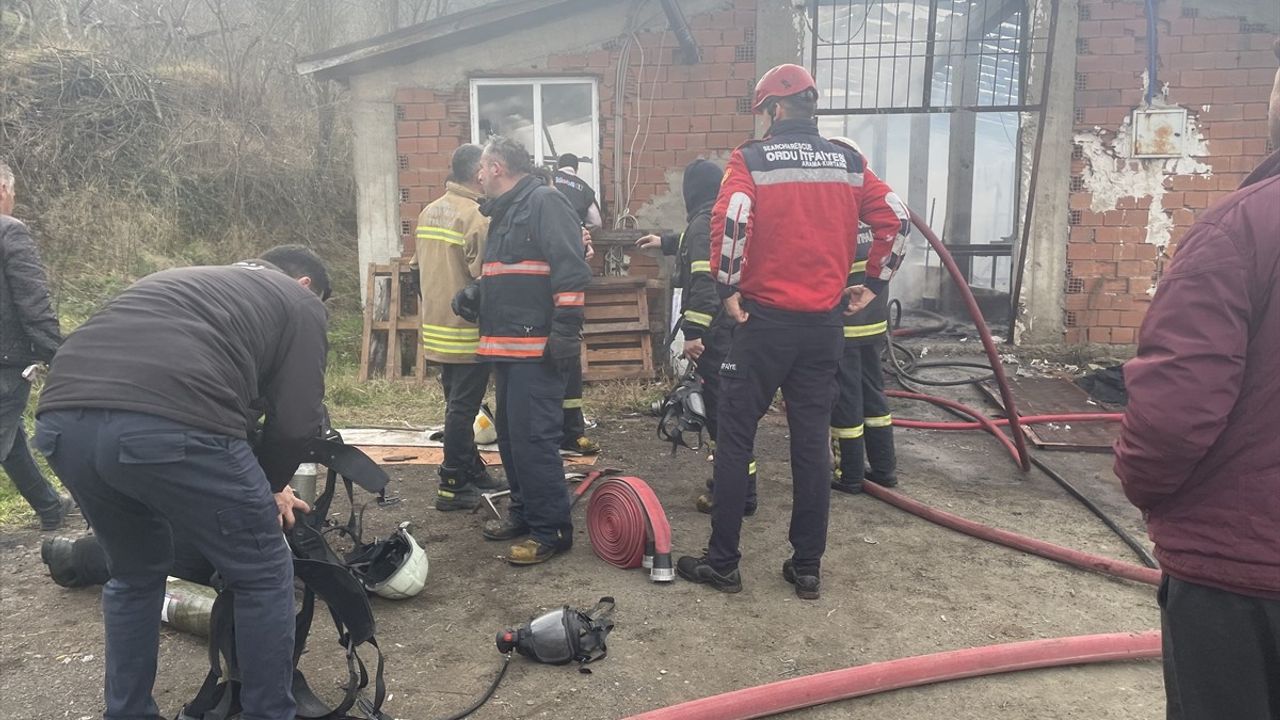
[391,1,758,259]
[1064,0,1275,345]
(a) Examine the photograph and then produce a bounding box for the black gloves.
[544,334,582,375]
[452,283,482,323]
[405,267,422,300]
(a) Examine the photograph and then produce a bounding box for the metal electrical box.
[1131,107,1188,158]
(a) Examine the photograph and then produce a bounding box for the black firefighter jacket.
[0,215,62,367]
[475,175,592,362]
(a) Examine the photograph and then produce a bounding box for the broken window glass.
[471,79,600,193]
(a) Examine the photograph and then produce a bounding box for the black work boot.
[465,454,506,491]
[676,554,742,593]
[42,534,110,588]
[39,495,75,531]
[435,466,481,511]
[782,559,821,600]
[831,436,865,495]
[864,426,898,488]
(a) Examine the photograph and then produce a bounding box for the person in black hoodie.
[638,159,758,514]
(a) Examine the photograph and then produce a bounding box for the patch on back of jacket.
[746,140,864,187]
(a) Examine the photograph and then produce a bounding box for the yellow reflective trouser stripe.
[563,398,583,409]
[748,460,758,475]
[690,260,711,273]
[865,414,893,428]
[683,310,713,327]
[850,260,867,274]
[831,425,865,439]
[416,226,465,245]
[844,321,888,338]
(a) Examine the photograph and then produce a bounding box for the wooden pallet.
[358,235,669,383]
[359,261,424,381]
[582,276,654,381]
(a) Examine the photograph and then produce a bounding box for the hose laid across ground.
[862,482,1160,585]
[623,631,1161,720]
[893,412,1122,430]
[880,390,1157,569]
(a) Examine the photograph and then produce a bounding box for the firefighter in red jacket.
[676,65,908,599]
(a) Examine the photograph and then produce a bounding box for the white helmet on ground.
[355,522,428,600]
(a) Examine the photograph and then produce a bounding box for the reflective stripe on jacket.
[414,182,487,364]
[476,176,591,362]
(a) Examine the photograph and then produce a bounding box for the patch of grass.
[325,363,446,429]
[583,378,667,417]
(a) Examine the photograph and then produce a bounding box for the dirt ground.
[0,379,1164,720]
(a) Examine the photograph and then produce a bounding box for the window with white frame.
[470,78,601,194]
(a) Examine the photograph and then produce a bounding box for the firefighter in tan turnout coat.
[412,143,505,510]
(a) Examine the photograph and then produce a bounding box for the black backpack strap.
[576,597,617,666]
[178,591,240,720]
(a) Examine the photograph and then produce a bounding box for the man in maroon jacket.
[1114,38,1280,720]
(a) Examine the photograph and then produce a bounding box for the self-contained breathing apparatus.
[496,597,616,668]
[653,364,708,453]
[178,428,416,720]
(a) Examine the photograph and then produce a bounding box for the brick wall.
[1065,0,1275,345]
[391,1,758,259]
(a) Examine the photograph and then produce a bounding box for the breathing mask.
[496,597,616,667]
[653,366,708,453]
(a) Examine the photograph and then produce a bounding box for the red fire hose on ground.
[893,412,1122,431]
[861,482,1160,586]
[624,631,1161,720]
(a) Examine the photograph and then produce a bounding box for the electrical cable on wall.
[1143,0,1159,105]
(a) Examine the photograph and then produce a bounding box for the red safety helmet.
[752,64,818,113]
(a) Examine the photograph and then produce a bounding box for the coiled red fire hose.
[623,630,1161,720]
[861,482,1160,586]
[582,475,674,582]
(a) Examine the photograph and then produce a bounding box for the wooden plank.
[359,262,377,381]
[386,263,402,378]
[582,321,649,335]
[357,445,596,467]
[584,365,651,381]
[588,276,648,289]
[587,346,646,363]
[586,331,649,345]
[585,306,643,323]
[639,331,654,375]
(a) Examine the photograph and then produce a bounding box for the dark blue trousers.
[708,316,842,573]
[35,409,296,720]
[0,367,60,517]
[493,361,572,547]
[439,362,490,471]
